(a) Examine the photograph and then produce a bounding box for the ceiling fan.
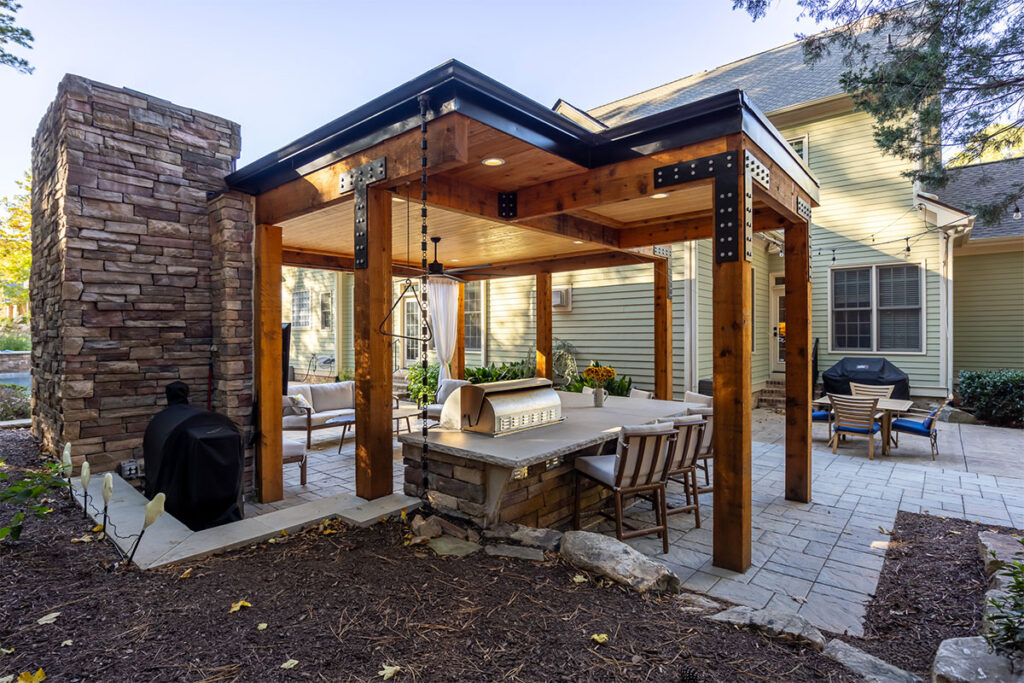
[424,236,499,280]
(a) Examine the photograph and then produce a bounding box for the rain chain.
[418,94,432,490]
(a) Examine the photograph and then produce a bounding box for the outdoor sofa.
[283,381,356,447]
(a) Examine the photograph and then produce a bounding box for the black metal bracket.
[497,192,517,219]
[338,157,387,269]
[653,151,751,264]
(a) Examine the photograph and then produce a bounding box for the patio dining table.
[814,395,913,455]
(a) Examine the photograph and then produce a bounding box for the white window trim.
[319,291,333,330]
[827,260,928,356]
[465,281,484,352]
[291,288,311,329]
[787,134,809,163]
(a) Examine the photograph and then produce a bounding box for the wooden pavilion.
[225,61,819,571]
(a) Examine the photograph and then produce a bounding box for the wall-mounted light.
[481,157,506,167]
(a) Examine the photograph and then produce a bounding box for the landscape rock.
[982,589,1010,634]
[427,536,481,558]
[979,531,1023,591]
[943,407,979,425]
[823,639,921,682]
[707,606,826,651]
[410,515,442,539]
[560,531,681,594]
[483,523,562,551]
[675,593,722,613]
[483,544,546,562]
[932,636,1022,683]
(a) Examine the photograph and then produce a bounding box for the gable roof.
[939,158,1024,240]
[587,31,888,127]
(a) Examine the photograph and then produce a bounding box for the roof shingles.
[939,158,1024,240]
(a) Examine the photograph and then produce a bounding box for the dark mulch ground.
[1,429,855,682]
[843,510,1020,677]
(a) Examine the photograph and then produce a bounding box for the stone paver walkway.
[606,434,1023,636]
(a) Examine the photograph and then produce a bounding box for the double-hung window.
[320,292,333,329]
[464,282,482,352]
[291,289,310,329]
[830,263,922,352]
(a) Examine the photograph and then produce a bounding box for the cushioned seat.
[812,410,831,420]
[574,454,617,487]
[282,438,307,485]
[891,417,931,437]
[282,408,355,429]
[425,404,444,420]
[835,422,880,435]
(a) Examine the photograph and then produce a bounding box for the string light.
[1014,204,1022,220]
[831,249,836,264]
[904,237,911,257]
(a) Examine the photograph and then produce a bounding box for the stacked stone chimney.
[31,75,255,485]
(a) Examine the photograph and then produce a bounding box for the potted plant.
[583,363,617,407]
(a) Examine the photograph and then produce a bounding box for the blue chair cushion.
[835,422,881,435]
[812,410,831,421]
[892,418,932,437]
[922,407,940,430]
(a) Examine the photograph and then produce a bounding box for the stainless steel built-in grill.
[439,378,564,437]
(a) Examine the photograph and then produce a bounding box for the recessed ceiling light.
[481,157,506,166]
[572,240,584,244]
[650,193,670,199]
[449,258,459,262]
[391,196,403,202]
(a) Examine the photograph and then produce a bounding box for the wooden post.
[536,272,553,380]
[453,282,466,379]
[784,219,812,502]
[654,260,673,399]
[711,187,753,573]
[354,186,394,500]
[254,224,283,503]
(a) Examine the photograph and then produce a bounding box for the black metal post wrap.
[340,158,387,269]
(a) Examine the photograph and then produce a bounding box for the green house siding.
[282,267,339,379]
[777,110,947,394]
[954,250,1024,374]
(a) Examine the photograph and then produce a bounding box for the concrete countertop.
[398,392,704,469]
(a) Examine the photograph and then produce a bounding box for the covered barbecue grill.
[822,357,911,400]
[143,382,244,530]
[439,378,563,436]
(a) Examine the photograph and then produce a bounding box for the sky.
[0,0,819,200]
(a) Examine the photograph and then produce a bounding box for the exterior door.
[770,275,786,373]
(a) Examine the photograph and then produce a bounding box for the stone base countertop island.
[400,392,704,529]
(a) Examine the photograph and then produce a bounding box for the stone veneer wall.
[30,74,255,484]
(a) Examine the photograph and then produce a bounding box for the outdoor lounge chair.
[661,415,707,526]
[682,392,714,494]
[573,422,676,554]
[829,394,881,459]
[426,379,471,420]
[891,395,952,460]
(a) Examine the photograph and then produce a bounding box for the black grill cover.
[144,382,243,531]
[822,357,911,400]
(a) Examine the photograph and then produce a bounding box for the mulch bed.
[843,510,1021,677]
[0,429,858,682]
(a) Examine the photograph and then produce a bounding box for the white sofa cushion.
[575,454,617,487]
[282,408,355,429]
[309,381,354,412]
[436,379,470,405]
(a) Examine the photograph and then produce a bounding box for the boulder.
[982,589,1010,635]
[411,515,443,539]
[560,531,680,594]
[979,532,1023,591]
[483,544,546,562]
[427,536,480,558]
[823,639,921,682]
[707,606,826,650]
[932,637,1022,683]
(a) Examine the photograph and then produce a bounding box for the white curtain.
[428,277,459,382]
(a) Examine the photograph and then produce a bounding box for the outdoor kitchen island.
[399,390,700,529]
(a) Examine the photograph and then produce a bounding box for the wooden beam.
[281,248,421,277]
[784,219,812,503]
[459,249,658,281]
[254,224,283,503]
[514,137,735,219]
[354,186,394,500]
[619,217,711,248]
[536,272,552,380]
[711,178,753,573]
[453,282,466,380]
[398,175,620,249]
[742,137,818,224]
[256,113,470,225]
[653,260,672,399]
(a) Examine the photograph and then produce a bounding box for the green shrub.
[0,461,67,542]
[984,537,1024,667]
[958,370,1024,426]
[406,362,439,406]
[0,383,30,421]
[464,359,536,384]
[0,317,30,351]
